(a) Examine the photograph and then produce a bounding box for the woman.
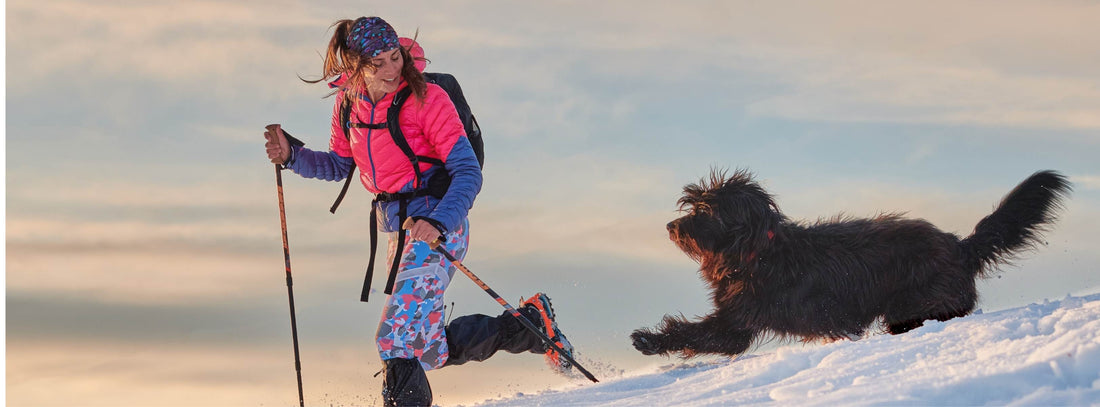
[262,16,574,406]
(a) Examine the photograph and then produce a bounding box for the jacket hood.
[399,37,427,72]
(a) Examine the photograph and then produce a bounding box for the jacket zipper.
[361,96,381,191]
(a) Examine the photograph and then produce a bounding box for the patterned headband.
[346,16,399,57]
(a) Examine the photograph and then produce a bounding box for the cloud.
[429,1,1100,132]
[5,176,373,304]
[5,333,513,406]
[1074,175,1100,191]
[8,239,278,304]
[470,153,686,263]
[12,0,1100,159]
[744,53,1100,130]
[6,0,329,97]
[6,339,327,406]
[721,1,1100,130]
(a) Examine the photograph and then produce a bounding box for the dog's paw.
[631,329,668,356]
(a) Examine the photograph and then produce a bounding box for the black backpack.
[331,72,484,302]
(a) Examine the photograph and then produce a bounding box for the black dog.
[632,169,1071,358]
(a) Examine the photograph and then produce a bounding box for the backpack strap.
[386,87,445,189]
[359,189,432,302]
[359,195,410,302]
[330,96,359,214]
[329,176,355,214]
[361,198,380,301]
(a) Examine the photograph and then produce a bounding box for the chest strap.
[350,122,388,130]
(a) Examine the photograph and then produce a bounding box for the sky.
[473,293,1100,406]
[5,0,1100,405]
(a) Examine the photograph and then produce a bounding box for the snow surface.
[469,293,1100,406]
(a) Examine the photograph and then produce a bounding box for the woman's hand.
[264,124,291,164]
[404,218,443,246]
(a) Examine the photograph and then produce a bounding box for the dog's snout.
[667,220,682,242]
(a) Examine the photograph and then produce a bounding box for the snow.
[468,293,1100,406]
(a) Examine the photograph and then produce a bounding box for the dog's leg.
[887,298,977,334]
[886,265,979,335]
[886,319,924,335]
[632,312,755,357]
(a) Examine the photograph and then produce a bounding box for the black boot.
[382,358,432,407]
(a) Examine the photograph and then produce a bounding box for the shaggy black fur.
[631,169,1071,358]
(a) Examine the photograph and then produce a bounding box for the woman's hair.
[302,19,427,103]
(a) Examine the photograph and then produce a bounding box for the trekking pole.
[274,163,306,407]
[403,221,599,383]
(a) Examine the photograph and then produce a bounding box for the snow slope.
[470,293,1100,406]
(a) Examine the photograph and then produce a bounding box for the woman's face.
[368,48,403,93]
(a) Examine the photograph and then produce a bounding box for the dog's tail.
[960,170,1071,277]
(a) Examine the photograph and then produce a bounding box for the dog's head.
[668,169,784,265]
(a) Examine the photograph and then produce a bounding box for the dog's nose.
[667,221,677,233]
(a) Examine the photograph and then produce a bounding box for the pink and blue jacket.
[285,75,482,234]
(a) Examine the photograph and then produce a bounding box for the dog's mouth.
[668,233,704,263]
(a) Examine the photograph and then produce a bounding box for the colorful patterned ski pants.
[376,219,469,371]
